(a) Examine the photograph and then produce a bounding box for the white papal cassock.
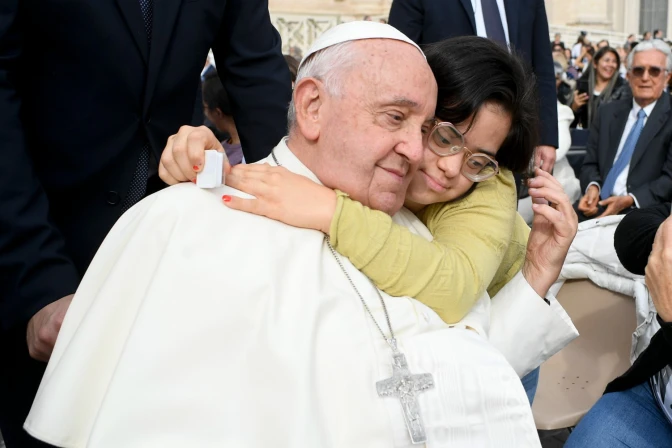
[25,139,578,448]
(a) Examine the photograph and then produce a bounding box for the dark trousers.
[0,327,55,447]
[572,201,607,222]
[571,199,635,223]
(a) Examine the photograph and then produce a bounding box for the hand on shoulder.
[223,164,337,234]
[159,125,230,185]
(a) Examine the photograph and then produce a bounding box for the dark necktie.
[481,0,507,47]
[121,0,153,212]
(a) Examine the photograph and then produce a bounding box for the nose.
[436,153,463,179]
[641,69,651,82]
[396,128,425,165]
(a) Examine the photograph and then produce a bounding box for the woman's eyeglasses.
[422,119,500,182]
[630,65,667,78]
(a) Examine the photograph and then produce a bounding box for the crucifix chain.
[325,239,399,353]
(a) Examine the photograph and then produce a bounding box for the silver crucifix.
[376,352,434,444]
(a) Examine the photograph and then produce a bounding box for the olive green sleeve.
[328,170,519,324]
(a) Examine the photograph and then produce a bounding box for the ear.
[214,108,224,119]
[293,78,324,141]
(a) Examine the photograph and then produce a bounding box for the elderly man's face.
[627,50,671,107]
[317,40,437,215]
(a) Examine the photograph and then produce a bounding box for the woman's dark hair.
[593,46,621,71]
[202,71,232,115]
[423,37,539,174]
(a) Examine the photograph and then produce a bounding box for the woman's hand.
[522,169,579,298]
[571,92,589,112]
[222,164,337,234]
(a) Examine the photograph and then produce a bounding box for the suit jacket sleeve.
[388,0,424,44]
[531,0,558,148]
[0,0,80,331]
[630,139,672,208]
[579,105,605,192]
[212,0,292,163]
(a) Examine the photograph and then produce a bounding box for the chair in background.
[532,279,637,430]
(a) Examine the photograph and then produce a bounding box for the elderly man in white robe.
[25,23,578,447]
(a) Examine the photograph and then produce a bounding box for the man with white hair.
[24,23,577,447]
[576,39,672,221]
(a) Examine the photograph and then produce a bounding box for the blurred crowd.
[552,30,672,129]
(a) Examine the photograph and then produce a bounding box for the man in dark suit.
[576,40,672,222]
[0,1,291,446]
[388,0,558,173]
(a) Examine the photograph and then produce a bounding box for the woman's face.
[596,51,619,81]
[405,102,512,208]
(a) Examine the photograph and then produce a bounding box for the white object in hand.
[196,150,225,188]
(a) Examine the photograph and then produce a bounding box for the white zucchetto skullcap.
[299,21,425,69]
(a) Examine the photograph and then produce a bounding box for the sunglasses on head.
[630,65,667,78]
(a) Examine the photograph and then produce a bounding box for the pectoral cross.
[376,352,434,444]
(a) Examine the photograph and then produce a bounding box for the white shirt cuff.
[488,272,579,378]
[587,182,601,195]
[628,193,640,208]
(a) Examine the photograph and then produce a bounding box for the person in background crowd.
[552,33,564,49]
[379,18,388,24]
[555,60,573,106]
[571,46,625,129]
[576,40,672,221]
[363,15,372,21]
[288,45,304,61]
[571,31,588,65]
[625,33,636,48]
[564,47,580,79]
[0,0,291,446]
[284,55,299,87]
[389,0,559,179]
[617,46,629,77]
[655,29,665,40]
[565,203,672,446]
[574,43,595,73]
[202,73,245,166]
[596,39,609,49]
[564,47,573,61]
[552,43,565,55]
[644,31,653,41]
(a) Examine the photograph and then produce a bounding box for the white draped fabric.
[25,140,577,448]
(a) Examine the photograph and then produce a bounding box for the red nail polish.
[191,178,196,183]
[222,195,232,202]
[193,165,200,171]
